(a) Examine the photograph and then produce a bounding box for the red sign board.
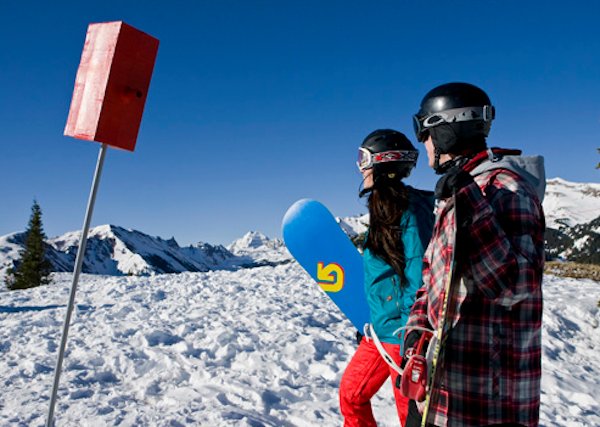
[64,21,159,152]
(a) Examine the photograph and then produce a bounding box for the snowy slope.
[1,266,599,426]
[541,275,600,425]
[543,178,600,229]
[0,233,25,273]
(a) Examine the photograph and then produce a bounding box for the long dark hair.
[364,166,409,284]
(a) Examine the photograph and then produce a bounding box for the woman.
[339,129,434,426]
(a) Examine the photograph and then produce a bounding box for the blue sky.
[1,1,599,246]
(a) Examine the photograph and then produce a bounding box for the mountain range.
[540,178,600,263]
[1,178,598,285]
[0,226,290,282]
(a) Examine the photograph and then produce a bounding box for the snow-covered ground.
[1,264,599,426]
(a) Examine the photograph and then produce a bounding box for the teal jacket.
[363,186,434,345]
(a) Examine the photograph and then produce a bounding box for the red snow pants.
[340,338,408,426]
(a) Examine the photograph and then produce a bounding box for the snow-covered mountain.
[545,216,600,264]
[0,226,294,288]
[0,225,272,282]
[543,178,600,229]
[0,231,75,276]
[337,213,369,238]
[541,178,600,263]
[227,231,291,266]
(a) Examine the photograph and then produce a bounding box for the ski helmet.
[413,82,495,154]
[357,129,418,179]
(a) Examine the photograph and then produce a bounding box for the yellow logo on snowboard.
[317,262,345,292]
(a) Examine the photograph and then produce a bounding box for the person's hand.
[434,164,474,200]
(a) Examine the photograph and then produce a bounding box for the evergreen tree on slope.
[6,200,52,290]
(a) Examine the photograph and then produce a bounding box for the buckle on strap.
[487,148,501,162]
[483,105,495,122]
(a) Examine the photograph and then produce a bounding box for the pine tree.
[5,200,52,290]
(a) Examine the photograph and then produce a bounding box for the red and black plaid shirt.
[406,151,545,427]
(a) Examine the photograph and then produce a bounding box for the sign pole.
[46,143,108,427]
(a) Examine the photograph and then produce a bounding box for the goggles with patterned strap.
[357,147,418,172]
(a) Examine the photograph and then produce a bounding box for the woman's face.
[361,167,374,189]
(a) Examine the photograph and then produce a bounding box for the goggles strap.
[358,148,418,171]
[373,150,418,164]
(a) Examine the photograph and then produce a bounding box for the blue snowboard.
[282,199,369,331]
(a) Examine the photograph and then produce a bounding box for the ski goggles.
[413,105,495,142]
[357,148,418,172]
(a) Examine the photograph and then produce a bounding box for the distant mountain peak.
[229,231,271,250]
[227,231,290,266]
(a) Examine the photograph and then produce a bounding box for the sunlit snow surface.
[1,265,599,426]
[543,178,600,229]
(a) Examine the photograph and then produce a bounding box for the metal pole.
[46,143,108,427]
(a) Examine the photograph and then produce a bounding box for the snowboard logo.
[317,262,344,292]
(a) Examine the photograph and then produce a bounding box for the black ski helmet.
[413,82,495,154]
[358,129,418,179]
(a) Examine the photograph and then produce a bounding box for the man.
[402,82,546,427]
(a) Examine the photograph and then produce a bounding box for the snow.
[0,225,242,281]
[573,235,591,251]
[541,275,600,426]
[337,214,369,238]
[228,231,273,251]
[0,233,22,272]
[543,178,600,229]
[227,231,291,265]
[1,265,599,426]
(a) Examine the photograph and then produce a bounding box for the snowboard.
[282,199,369,331]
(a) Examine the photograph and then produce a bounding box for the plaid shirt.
[405,150,545,427]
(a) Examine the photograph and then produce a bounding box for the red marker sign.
[64,21,159,151]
